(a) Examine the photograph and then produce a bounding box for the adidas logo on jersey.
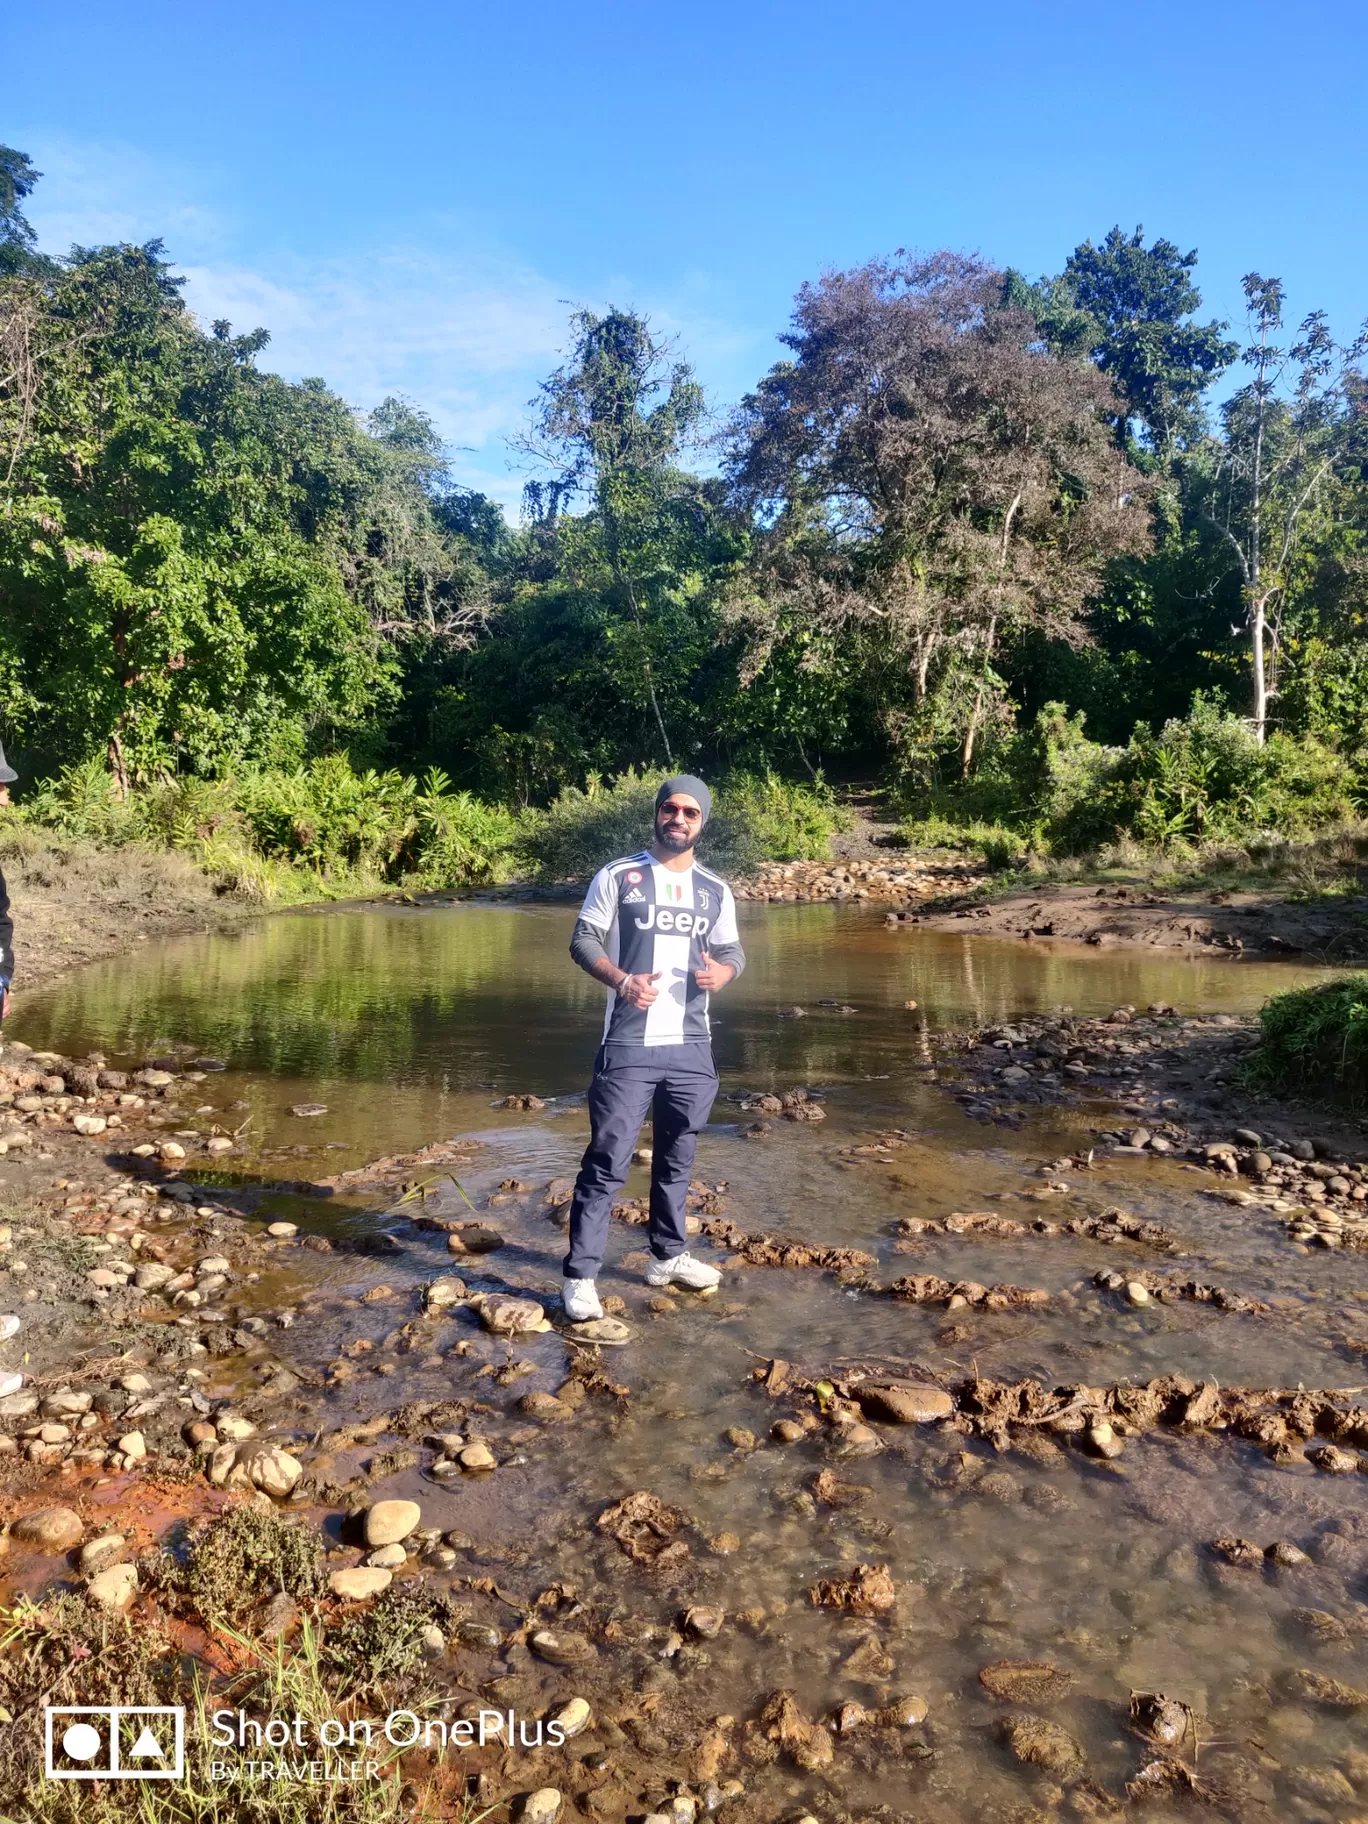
[622,887,645,903]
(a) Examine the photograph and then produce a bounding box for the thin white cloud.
[15,131,775,509]
[180,249,569,506]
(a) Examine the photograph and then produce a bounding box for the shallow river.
[14,905,1368,1819]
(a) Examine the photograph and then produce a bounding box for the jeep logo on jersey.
[632,905,710,937]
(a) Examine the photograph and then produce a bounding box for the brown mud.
[0,830,257,992]
[906,876,1368,959]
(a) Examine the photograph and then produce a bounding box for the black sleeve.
[0,867,12,986]
[709,938,745,980]
[570,917,611,977]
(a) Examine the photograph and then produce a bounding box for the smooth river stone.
[857,1383,954,1424]
[13,1506,84,1552]
[364,1499,422,1547]
[329,1567,392,1600]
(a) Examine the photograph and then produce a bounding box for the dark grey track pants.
[563,1041,719,1281]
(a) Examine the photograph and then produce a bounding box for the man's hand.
[694,952,736,992]
[619,971,661,1009]
[1,989,8,1022]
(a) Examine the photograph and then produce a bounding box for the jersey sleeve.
[578,865,618,933]
[711,883,740,946]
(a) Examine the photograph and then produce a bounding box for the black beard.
[655,822,695,854]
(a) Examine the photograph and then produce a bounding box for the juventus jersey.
[578,852,741,1046]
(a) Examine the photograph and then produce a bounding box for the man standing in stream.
[561,775,745,1322]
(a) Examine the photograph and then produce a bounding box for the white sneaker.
[644,1251,722,1290]
[562,1279,603,1322]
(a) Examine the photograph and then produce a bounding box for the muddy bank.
[0,830,257,993]
[906,875,1368,959]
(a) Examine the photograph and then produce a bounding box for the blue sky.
[11,0,1366,508]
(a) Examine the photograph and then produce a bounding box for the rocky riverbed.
[1,906,1367,1820]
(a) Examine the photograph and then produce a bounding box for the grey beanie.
[0,740,15,786]
[656,774,712,828]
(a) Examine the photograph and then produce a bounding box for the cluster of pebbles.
[733,857,984,904]
[0,1037,236,1162]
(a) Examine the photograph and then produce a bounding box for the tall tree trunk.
[960,616,998,780]
[1250,594,1269,745]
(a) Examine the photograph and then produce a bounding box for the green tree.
[520,309,709,766]
[1058,227,1237,460]
[1191,276,1367,740]
[729,253,1152,780]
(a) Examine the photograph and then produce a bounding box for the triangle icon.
[129,1726,165,1760]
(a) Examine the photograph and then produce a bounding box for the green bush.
[11,757,522,897]
[1244,973,1368,1106]
[522,767,842,880]
[900,699,1358,859]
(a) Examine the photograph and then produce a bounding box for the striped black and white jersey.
[578,852,741,1045]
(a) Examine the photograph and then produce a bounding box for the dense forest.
[2,141,1367,883]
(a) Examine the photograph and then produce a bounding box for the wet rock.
[366,1544,407,1569]
[1267,1540,1312,1568]
[1125,1281,1150,1307]
[1290,1608,1353,1644]
[1003,1713,1084,1777]
[267,1221,298,1239]
[446,1226,505,1256]
[857,1382,953,1424]
[683,1604,724,1638]
[291,1103,328,1118]
[1308,1444,1361,1475]
[87,1563,138,1611]
[841,1635,895,1681]
[1085,1421,1123,1460]
[1284,1667,1368,1707]
[979,1661,1076,1705]
[159,1142,186,1162]
[12,1506,83,1552]
[364,1499,422,1547]
[1281,1764,1355,1804]
[1212,1535,1265,1570]
[519,1391,573,1421]
[423,1275,466,1309]
[549,1697,591,1740]
[567,1317,633,1345]
[771,1419,805,1443]
[475,1296,548,1336]
[531,1629,597,1667]
[878,1694,929,1727]
[329,1567,392,1600]
[808,1563,896,1614]
[459,1443,497,1471]
[118,1431,147,1461]
[753,1690,832,1769]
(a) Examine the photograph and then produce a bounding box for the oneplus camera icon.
[45,1706,185,1780]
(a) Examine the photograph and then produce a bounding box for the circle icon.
[61,1722,102,1762]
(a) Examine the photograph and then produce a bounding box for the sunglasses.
[659,802,701,822]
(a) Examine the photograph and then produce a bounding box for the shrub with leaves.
[1244,973,1368,1107]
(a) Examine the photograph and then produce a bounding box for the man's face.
[0,786,9,808]
[655,793,702,854]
